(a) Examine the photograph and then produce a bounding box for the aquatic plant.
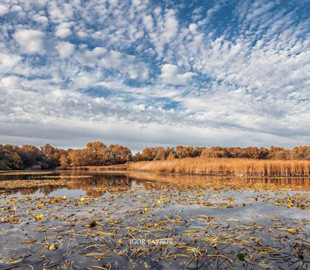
[128,157,310,177]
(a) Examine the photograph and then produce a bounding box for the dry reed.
[127,157,310,177]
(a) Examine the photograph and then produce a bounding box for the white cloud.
[0,4,9,16]
[143,15,153,31]
[55,23,71,38]
[48,2,73,23]
[1,76,18,88]
[149,8,179,58]
[10,5,23,14]
[75,47,149,80]
[56,41,75,58]
[0,0,310,149]
[189,23,198,34]
[14,29,45,54]
[0,54,21,72]
[33,14,49,26]
[160,64,195,84]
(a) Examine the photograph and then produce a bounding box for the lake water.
[0,171,309,269]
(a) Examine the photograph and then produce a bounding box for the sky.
[0,0,310,151]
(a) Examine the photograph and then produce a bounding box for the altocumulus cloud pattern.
[0,0,309,150]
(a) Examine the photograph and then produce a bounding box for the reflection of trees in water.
[6,185,65,196]
[18,187,38,195]
[0,173,57,181]
[39,185,63,195]
[4,173,132,196]
[67,174,130,189]
[3,172,310,196]
[86,189,105,197]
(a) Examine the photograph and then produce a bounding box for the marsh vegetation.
[128,158,310,177]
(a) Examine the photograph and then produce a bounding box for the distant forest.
[1,142,310,170]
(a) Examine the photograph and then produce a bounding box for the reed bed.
[127,158,310,177]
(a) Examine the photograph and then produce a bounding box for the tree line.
[1,142,310,170]
[133,146,310,161]
[0,142,131,170]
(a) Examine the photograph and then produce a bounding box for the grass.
[127,157,310,177]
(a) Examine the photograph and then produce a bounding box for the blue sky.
[0,0,309,151]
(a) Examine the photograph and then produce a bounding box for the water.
[0,171,309,269]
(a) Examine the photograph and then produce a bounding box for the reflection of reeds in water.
[70,164,127,171]
[2,170,310,197]
[128,172,310,191]
[128,158,310,177]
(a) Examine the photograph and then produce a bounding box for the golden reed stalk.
[127,158,310,177]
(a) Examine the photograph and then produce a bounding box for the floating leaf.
[286,228,297,235]
[35,213,43,220]
[48,243,57,251]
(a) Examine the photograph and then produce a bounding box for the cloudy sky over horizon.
[0,0,309,151]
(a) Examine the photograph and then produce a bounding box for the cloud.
[56,41,75,58]
[55,23,72,38]
[75,47,149,80]
[0,4,9,16]
[48,2,73,23]
[160,64,195,84]
[14,29,45,54]
[33,14,49,26]
[0,0,310,149]
[0,54,21,72]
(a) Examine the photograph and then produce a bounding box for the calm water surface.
[0,171,309,269]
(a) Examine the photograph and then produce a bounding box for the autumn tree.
[290,146,310,160]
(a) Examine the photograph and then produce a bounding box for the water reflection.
[0,170,310,197]
[128,173,310,191]
[0,172,133,197]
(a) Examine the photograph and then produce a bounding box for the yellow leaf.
[48,243,56,251]
[286,228,297,235]
[37,202,44,209]
[48,199,54,204]
[6,258,22,264]
[35,213,43,220]
[97,231,115,237]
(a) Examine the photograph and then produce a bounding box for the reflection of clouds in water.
[48,189,87,198]
[154,198,310,227]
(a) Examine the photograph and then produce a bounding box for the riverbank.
[2,157,310,177]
